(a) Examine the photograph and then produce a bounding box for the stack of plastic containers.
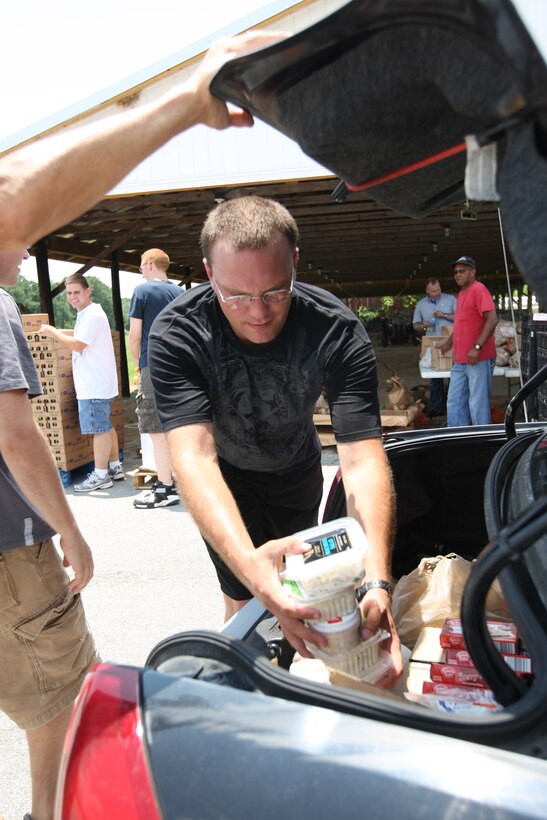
[282,517,391,682]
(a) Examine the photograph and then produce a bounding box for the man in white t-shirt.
[40,273,123,492]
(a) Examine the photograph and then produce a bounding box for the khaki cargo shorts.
[0,539,100,730]
[135,366,163,434]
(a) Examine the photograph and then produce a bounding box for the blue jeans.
[447,360,495,427]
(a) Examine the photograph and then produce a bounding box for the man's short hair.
[141,248,170,271]
[64,272,90,289]
[200,196,299,262]
[426,277,440,287]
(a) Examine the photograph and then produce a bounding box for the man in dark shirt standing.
[129,248,181,508]
[149,196,402,687]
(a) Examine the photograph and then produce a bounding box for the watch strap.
[357,579,394,601]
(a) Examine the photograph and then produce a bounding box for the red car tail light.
[55,663,161,819]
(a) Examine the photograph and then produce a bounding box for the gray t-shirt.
[0,289,55,551]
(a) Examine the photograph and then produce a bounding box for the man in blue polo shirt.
[413,277,457,417]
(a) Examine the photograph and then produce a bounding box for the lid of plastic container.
[283,517,369,581]
[312,608,360,633]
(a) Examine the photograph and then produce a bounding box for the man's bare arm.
[337,437,403,687]
[166,422,327,657]
[39,324,86,352]
[128,317,143,369]
[0,389,93,592]
[0,31,287,251]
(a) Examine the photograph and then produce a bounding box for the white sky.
[3,0,277,297]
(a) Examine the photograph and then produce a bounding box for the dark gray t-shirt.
[128,279,182,369]
[149,282,381,473]
[0,289,55,551]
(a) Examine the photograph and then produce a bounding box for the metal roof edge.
[0,0,302,155]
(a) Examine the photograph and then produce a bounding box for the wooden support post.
[35,238,55,323]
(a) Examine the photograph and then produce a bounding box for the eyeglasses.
[139,261,151,273]
[212,270,295,311]
[454,267,471,274]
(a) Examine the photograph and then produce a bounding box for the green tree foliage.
[4,277,41,314]
[4,275,131,330]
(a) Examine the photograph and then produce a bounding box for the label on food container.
[303,527,352,563]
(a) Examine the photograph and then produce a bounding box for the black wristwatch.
[357,579,394,601]
[474,342,482,351]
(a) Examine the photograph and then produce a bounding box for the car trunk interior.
[324,430,509,579]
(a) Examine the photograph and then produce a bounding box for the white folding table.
[419,364,521,402]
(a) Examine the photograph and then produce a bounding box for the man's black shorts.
[205,454,323,600]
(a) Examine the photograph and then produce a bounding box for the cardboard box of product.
[440,618,518,652]
[31,394,78,414]
[420,336,453,370]
[35,360,73,380]
[21,313,49,332]
[38,377,76,400]
[43,422,88,449]
[51,441,93,471]
[34,409,80,430]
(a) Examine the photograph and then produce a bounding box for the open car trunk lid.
[211,0,547,299]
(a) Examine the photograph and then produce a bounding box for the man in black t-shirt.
[149,196,402,687]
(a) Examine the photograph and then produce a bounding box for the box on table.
[420,336,453,370]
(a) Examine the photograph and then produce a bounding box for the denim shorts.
[136,367,163,435]
[78,398,113,434]
[0,539,100,729]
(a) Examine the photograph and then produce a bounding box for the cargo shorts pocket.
[12,588,91,695]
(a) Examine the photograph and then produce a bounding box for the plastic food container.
[305,608,361,655]
[291,586,357,621]
[308,630,391,678]
[282,517,368,599]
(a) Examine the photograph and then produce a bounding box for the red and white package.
[444,648,533,676]
[422,680,497,702]
[430,662,489,688]
[445,648,474,666]
[439,618,518,652]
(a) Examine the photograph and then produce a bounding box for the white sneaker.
[108,464,126,481]
[73,471,113,493]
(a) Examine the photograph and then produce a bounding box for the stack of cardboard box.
[23,313,124,474]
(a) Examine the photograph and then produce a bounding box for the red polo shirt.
[453,280,496,363]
